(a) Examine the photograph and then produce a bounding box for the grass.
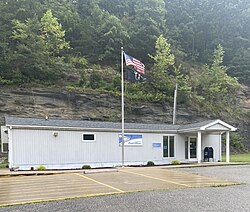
[222,153,250,162]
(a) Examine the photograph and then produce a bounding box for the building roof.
[4,116,236,132]
[178,120,218,130]
[5,116,180,132]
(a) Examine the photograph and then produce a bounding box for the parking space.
[0,167,238,206]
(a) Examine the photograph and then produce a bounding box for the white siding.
[175,134,186,161]
[10,128,185,170]
[201,134,220,162]
[1,126,8,144]
[205,123,229,131]
[1,126,8,153]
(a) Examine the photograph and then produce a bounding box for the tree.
[8,10,71,83]
[195,44,240,114]
[129,0,167,62]
[41,9,70,59]
[98,14,129,63]
[149,35,175,98]
[10,18,48,82]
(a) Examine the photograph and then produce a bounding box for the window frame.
[82,132,96,142]
[162,135,176,158]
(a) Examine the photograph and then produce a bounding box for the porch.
[178,120,237,163]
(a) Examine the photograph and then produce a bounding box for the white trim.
[5,119,237,133]
[162,135,176,158]
[8,127,13,168]
[178,119,237,133]
[226,131,230,163]
[188,136,197,161]
[5,124,178,134]
[197,131,202,163]
[200,119,237,131]
[1,126,8,153]
[219,133,222,161]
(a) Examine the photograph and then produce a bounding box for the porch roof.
[178,119,237,133]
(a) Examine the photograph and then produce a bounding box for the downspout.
[173,83,178,125]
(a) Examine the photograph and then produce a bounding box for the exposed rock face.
[0,85,249,147]
[0,86,208,124]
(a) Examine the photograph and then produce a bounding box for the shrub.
[222,132,246,153]
[36,165,46,171]
[0,158,8,168]
[147,161,155,166]
[82,165,91,169]
[171,160,180,165]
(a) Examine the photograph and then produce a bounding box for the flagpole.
[173,83,178,125]
[121,47,125,167]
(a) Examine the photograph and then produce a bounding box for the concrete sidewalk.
[0,168,119,177]
[0,162,249,177]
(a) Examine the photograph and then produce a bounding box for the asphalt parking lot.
[0,166,237,207]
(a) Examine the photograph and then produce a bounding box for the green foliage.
[36,165,46,171]
[146,161,155,166]
[68,56,87,69]
[0,0,249,85]
[230,133,245,152]
[82,165,91,169]
[112,72,121,92]
[193,44,240,115]
[171,160,180,165]
[6,9,71,84]
[0,0,246,120]
[149,35,175,97]
[0,158,8,169]
[41,9,70,57]
[0,77,12,85]
[222,132,246,153]
[89,70,104,89]
[166,0,250,85]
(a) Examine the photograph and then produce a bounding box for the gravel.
[1,165,250,212]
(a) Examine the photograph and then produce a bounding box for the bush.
[82,165,91,169]
[222,132,246,153]
[0,158,9,169]
[171,160,180,165]
[0,163,8,169]
[147,161,155,166]
[36,165,46,171]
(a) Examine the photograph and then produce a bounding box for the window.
[1,143,8,153]
[82,133,96,142]
[185,137,188,159]
[163,136,175,158]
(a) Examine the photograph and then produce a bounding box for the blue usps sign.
[119,134,142,146]
[152,143,161,148]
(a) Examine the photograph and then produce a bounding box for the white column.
[197,131,202,163]
[226,131,230,163]
[219,133,222,162]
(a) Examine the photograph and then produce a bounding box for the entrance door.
[189,138,197,159]
[185,137,197,160]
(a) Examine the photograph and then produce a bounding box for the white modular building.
[2,116,237,170]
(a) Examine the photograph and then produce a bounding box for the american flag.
[124,53,145,74]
